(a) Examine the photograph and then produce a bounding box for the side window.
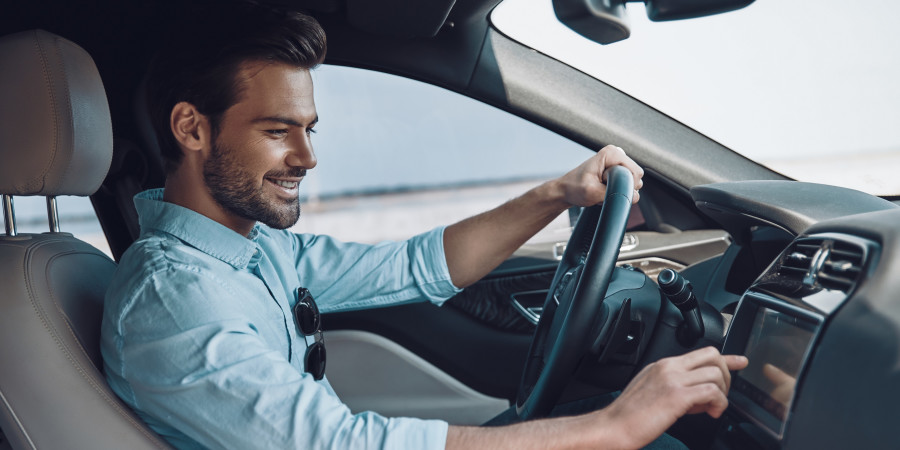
[11,196,111,256]
[294,65,592,243]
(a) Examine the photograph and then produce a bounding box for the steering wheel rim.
[515,165,635,420]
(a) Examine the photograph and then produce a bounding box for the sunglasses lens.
[305,342,326,380]
[296,300,319,335]
[295,289,321,335]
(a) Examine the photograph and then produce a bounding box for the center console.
[711,233,874,449]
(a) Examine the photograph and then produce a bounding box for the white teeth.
[272,179,298,189]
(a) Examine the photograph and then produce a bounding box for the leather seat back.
[0,29,170,449]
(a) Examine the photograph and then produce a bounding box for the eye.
[266,129,289,137]
[305,127,317,135]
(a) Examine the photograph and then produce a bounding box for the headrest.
[0,29,112,197]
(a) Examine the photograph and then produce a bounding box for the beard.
[202,138,303,230]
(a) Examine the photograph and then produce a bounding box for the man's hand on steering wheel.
[552,145,644,207]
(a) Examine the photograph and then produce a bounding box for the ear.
[170,101,212,155]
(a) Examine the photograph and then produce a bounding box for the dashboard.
[691,181,900,449]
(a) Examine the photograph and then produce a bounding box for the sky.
[492,0,900,194]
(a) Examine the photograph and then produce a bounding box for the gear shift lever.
[658,268,705,346]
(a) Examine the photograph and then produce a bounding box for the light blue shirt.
[101,189,462,449]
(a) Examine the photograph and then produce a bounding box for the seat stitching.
[23,238,170,448]
[32,31,59,193]
[49,35,78,193]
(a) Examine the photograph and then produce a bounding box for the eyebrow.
[252,116,318,127]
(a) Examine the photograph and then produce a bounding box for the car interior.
[1,1,899,449]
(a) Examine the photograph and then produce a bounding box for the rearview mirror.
[553,0,755,44]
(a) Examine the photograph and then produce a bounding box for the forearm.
[445,411,625,450]
[442,146,644,288]
[443,179,569,288]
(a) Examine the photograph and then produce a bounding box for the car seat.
[0,29,170,449]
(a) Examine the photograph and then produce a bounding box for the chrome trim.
[618,235,731,260]
[510,292,543,325]
[2,195,16,237]
[803,240,832,287]
[616,256,686,282]
[46,196,60,233]
[620,233,638,251]
[551,233,641,260]
[552,242,566,260]
[553,270,578,305]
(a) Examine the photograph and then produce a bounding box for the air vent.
[817,240,864,291]
[778,237,865,292]
[779,240,822,278]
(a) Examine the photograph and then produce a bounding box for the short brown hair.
[145,3,327,173]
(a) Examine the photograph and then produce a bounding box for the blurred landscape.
[12,147,897,261]
[762,150,900,196]
[11,178,571,258]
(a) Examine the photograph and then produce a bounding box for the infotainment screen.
[729,303,818,438]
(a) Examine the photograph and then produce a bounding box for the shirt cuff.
[384,417,449,450]
[409,226,462,306]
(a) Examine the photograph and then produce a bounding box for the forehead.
[227,62,316,120]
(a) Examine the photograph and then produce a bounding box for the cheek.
[240,140,284,177]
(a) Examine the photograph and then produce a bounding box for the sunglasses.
[293,287,326,380]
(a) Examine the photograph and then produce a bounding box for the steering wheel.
[515,165,635,420]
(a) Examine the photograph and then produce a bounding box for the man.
[101,5,747,449]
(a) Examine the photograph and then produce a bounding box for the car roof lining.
[285,0,497,38]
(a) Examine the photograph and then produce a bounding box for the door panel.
[326,330,509,425]
[322,302,532,400]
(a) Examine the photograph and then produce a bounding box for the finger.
[687,383,730,419]
[725,354,749,372]
[675,347,736,391]
[713,354,748,392]
[678,346,723,370]
[598,164,640,204]
[680,365,728,394]
[599,145,644,188]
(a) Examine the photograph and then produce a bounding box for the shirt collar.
[134,189,262,269]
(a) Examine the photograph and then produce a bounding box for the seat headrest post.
[47,196,60,233]
[2,195,17,237]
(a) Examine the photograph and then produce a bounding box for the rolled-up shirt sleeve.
[106,268,449,450]
[285,226,462,312]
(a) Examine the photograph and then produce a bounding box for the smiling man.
[100,4,746,450]
[163,61,318,235]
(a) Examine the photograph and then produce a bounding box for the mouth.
[265,177,302,196]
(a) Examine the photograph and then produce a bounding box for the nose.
[285,134,317,170]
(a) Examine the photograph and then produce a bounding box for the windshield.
[492,0,900,196]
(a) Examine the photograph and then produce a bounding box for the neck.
[163,162,256,237]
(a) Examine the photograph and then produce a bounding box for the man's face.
[202,62,318,230]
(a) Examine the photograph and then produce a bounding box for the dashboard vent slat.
[817,240,865,291]
[776,237,865,293]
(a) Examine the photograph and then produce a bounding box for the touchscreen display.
[733,307,816,430]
